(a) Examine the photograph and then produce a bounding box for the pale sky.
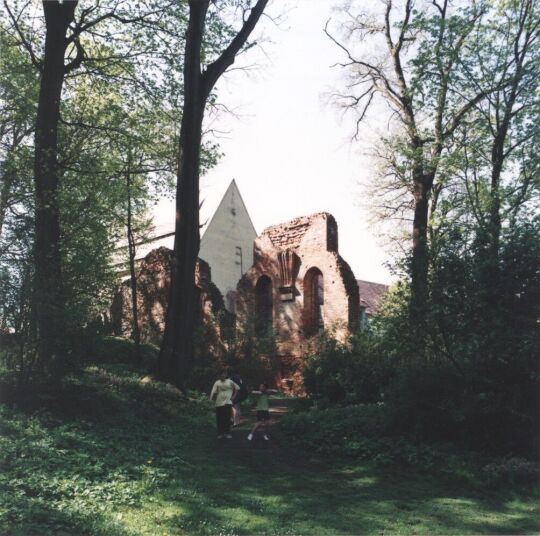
[154,0,395,285]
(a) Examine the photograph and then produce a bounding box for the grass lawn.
[1,364,538,535]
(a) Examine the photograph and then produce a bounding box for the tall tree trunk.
[410,168,431,320]
[33,1,77,369]
[158,0,268,386]
[158,0,208,385]
[488,0,531,259]
[410,165,439,358]
[126,162,141,358]
[0,171,13,239]
[488,130,507,259]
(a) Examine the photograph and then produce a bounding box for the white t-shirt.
[210,379,239,407]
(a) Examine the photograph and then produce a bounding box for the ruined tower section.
[110,247,224,345]
[236,213,360,376]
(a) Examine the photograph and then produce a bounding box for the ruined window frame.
[254,275,273,337]
[303,267,324,338]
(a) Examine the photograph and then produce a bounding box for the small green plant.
[483,458,540,487]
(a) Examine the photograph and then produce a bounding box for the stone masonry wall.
[110,247,224,345]
[236,213,359,385]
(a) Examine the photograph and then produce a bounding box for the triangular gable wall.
[199,180,257,311]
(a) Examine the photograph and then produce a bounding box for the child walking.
[248,383,278,441]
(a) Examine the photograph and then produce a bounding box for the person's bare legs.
[248,421,261,440]
[248,419,270,440]
[233,404,241,426]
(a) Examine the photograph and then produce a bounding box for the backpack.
[233,375,248,403]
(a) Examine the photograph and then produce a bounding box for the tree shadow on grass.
[152,430,540,536]
[0,366,206,535]
[4,496,132,536]
[2,365,538,535]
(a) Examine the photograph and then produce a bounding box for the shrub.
[383,360,539,457]
[338,225,540,459]
[302,331,393,405]
[186,316,280,392]
[277,403,460,471]
[222,320,280,390]
[89,336,159,370]
[483,458,540,487]
[383,363,468,443]
[278,402,539,489]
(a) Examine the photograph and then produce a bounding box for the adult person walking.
[209,370,239,439]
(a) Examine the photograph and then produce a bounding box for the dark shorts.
[256,410,270,422]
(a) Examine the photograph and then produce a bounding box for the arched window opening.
[255,275,273,336]
[304,268,324,337]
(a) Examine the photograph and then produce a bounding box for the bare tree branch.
[202,0,269,96]
[2,0,42,70]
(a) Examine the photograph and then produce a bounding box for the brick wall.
[236,212,359,385]
[110,247,224,345]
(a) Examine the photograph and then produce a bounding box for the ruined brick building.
[236,212,359,359]
[110,248,224,344]
[115,180,256,314]
[111,181,387,360]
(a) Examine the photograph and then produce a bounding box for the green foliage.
[482,458,540,487]
[0,365,210,534]
[223,320,280,389]
[300,220,539,458]
[187,316,280,392]
[0,363,538,535]
[0,1,229,384]
[279,405,451,469]
[278,403,540,488]
[0,24,37,381]
[89,336,159,369]
[302,331,393,405]
[188,319,226,391]
[406,221,540,456]
[279,403,540,487]
[382,357,538,458]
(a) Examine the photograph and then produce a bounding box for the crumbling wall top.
[261,212,336,251]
